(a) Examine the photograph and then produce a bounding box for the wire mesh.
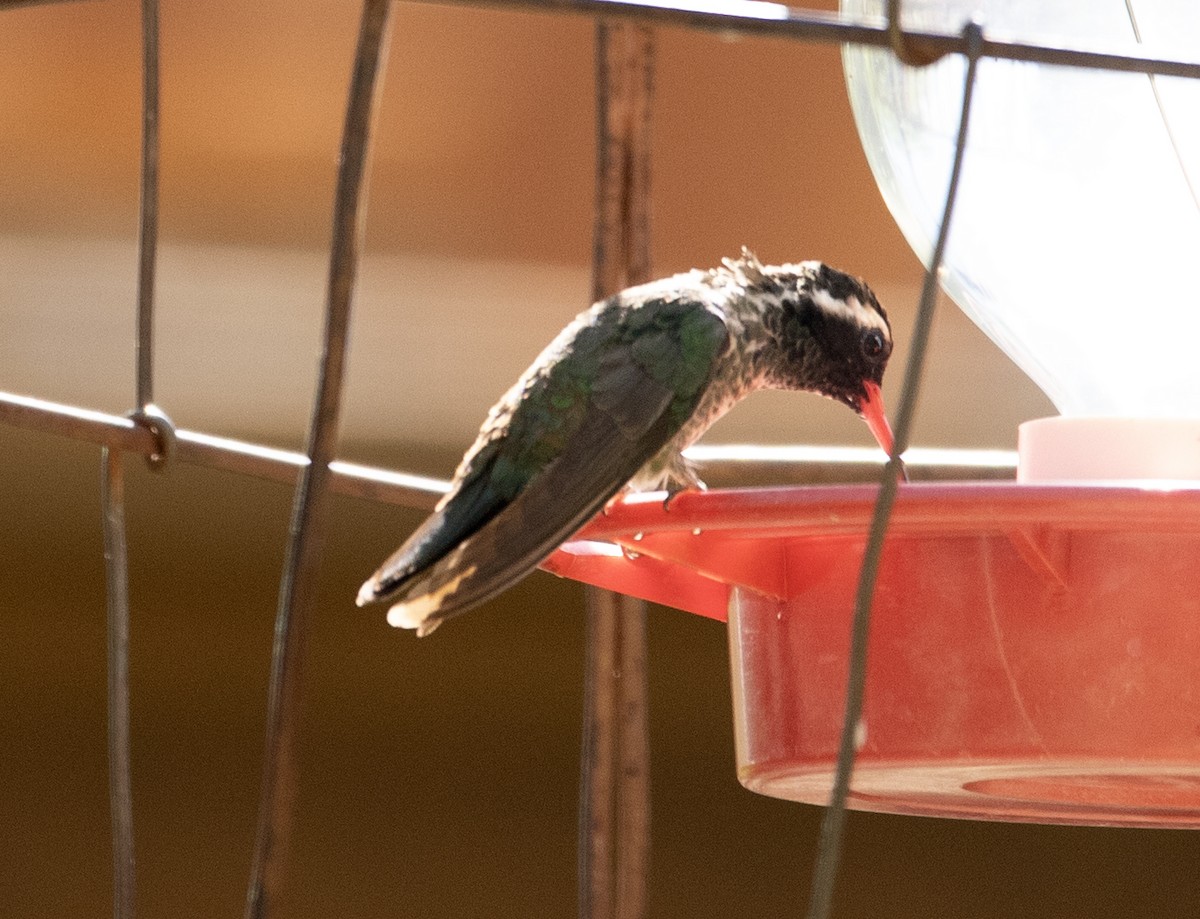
[4,2,1197,918]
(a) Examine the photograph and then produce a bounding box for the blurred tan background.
[2,1,1195,918]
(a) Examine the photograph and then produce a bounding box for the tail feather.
[370,472,621,635]
[359,402,682,634]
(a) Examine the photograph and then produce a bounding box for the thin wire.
[580,587,618,919]
[0,392,1020,506]
[611,29,654,918]
[0,0,85,7]
[410,0,1200,80]
[686,443,1018,470]
[805,19,985,919]
[243,4,392,918]
[0,391,449,508]
[94,6,161,916]
[100,447,136,919]
[136,0,159,412]
[614,590,650,919]
[1122,0,1200,215]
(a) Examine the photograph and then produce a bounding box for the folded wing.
[357,295,729,634]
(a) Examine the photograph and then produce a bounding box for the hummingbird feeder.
[548,0,1200,829]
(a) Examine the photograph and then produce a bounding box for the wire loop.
[127,403,176,471]
[886,0,945,66]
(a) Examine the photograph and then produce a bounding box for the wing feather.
[358,295,729,632]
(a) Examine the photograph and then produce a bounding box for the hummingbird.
[358,249,897,635]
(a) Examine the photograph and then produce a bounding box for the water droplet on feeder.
[854,719,868,751]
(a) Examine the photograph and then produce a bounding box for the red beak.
[859,381,896,457]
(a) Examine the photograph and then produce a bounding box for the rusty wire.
[580,21,656,919]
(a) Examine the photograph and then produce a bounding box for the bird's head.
[725,251,897,455]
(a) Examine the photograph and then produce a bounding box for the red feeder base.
[545,483,1200,827]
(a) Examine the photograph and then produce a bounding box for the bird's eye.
[861,328,886,360]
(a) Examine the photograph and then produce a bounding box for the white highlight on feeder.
[559,540,624,557]
[854,719,868,751]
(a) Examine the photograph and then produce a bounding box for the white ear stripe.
[811,288,890,335]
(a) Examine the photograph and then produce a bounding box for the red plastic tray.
[544,483,1200,827]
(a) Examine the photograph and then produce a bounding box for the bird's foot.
[662,478,706,511]
[602,492,627,515]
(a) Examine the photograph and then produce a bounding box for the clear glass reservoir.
[841,0,1200,417]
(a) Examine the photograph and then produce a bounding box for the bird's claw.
[661,480,705,511]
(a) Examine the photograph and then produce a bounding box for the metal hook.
[886,0,945,66]
[128,403,176,471]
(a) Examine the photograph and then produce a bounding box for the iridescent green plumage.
[357,290,729,632]
[358,250,894,634]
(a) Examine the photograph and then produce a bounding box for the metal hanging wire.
[805,18,984,919]
[134,0,159,417]
[7,2,1200,919]
[243,3,393,917]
